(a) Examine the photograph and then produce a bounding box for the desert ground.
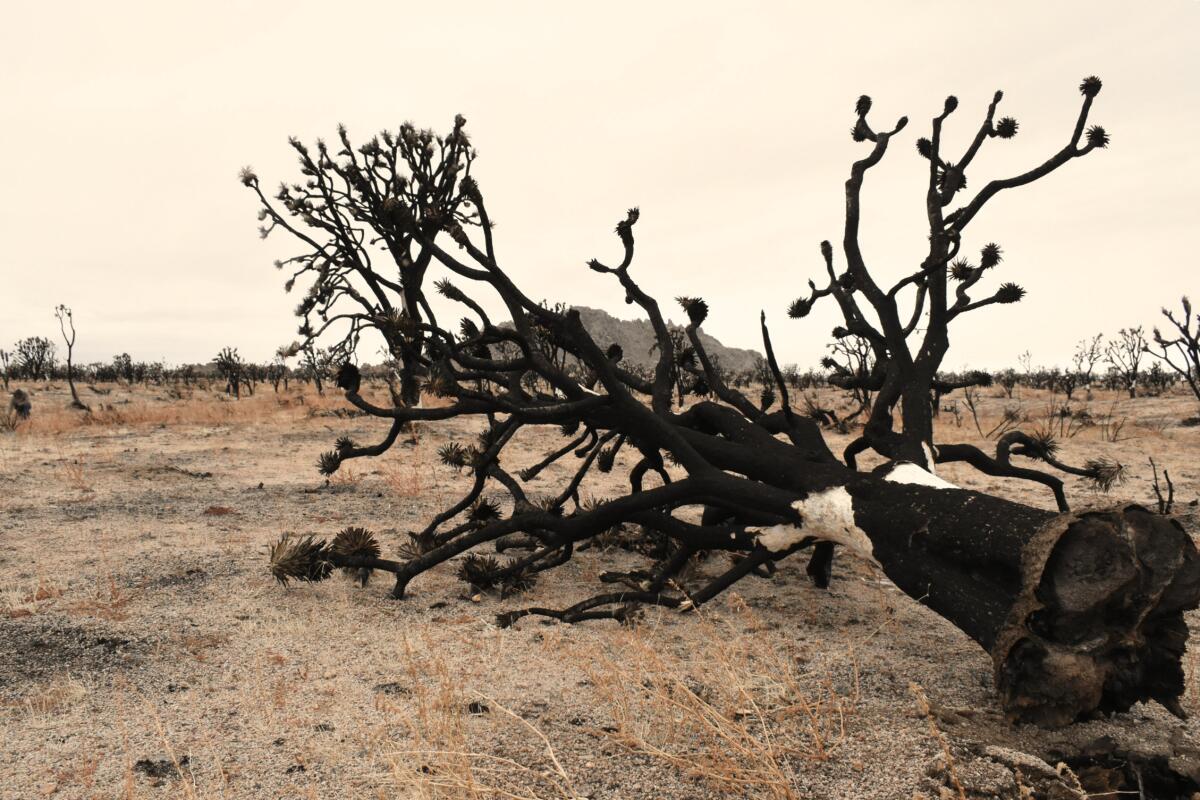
[3,381,1200,799]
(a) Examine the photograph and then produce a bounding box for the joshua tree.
[1105,326,1147,398]
[268,356,290,393]
[1150,297,1200,404]
[298,344,332,395]
[214,347,247,398]
[785,78,1120,519]
[260,79,1200,728]
[13,337,56,381]
[1072,333,1105,386]
[54,305,88,411]
[821,334,875,422]
[111,353,134,385]
[241,117,475,408]
[0,349,10,390]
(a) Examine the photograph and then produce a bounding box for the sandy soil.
[3,381,1200,799]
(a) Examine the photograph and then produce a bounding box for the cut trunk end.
[991,506,1200,727]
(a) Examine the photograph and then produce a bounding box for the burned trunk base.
[847,477,1200,726]
[991,506,1200,727]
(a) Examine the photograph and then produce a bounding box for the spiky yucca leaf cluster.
[597,445,619,473]
[676,296,708,326]
[396,531,434,561]
[759,386,775,412]
[438,442,471,471]
[995,117,1019,138]
[469,497,502,523]
[331,526,381,586]
[916,137,933,159]
[502,562,537,594]
[788,297,813,319]
[614,207,639,247]
[331,526,380,559]
[1080,76,1103,98]
[1026,430,1061,461]
[317,450,342,476]
[950,259,975,281]
[459,553,538,594]
[335,435,358,453]
[335,362,361,393]
[996,283,1026,304]
[605,343,623,362]
[937,164,967,193]
[980,243,1003,269]
[458,553,502,589]
[435,278,469,303]
[535,496,565,516]
[1087,125,1110,149]
[477,425,503,453]
[269,534,333,585]
[1085,458,1126,492]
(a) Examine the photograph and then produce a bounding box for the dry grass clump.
[69,574,135,621]
[15,674,89,717]
[565,595,859,799]
[379,636,581,799]
[2,576,64,618]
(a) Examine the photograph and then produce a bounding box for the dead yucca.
[457,554,502,590]
[330,526,381,586]
[1084,458,1127,492]
[269,534,333,585]
[396,531,434,561]
[468,497,502,524]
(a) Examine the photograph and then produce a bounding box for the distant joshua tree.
[1072,333,1105,386]
[111,353,134,385]
[1104,326,1147,398]
[214,347,248,398]
[13,337,56,381]
[256,78,1200,728]
[0,349,10,390]
[1150,296,1200,404]
[298,344,332,395]
[54,305,88,411]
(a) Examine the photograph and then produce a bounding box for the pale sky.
[2,1,1198,371]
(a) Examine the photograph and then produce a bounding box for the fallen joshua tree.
[245,76,1200,728]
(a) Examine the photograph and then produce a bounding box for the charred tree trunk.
[836,472,1200,726]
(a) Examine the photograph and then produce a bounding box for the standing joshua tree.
[786,77,1121,532]
[13,337,57,381]
[1072,333,1105,387]
[241,117,476,408]
[214,347,248,398]
[256,79,1200,728]
[54,305,88,411]
[1105,326,1147,398]
[1150,296,1200,404]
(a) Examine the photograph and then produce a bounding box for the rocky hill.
[571,306,762,374]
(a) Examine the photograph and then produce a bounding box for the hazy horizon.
[3,1,1198,372]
